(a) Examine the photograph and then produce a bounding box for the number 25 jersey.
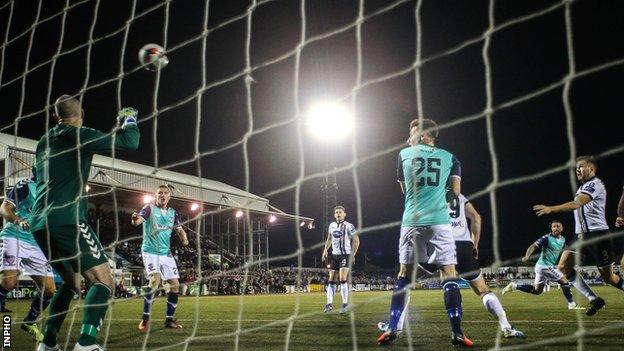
[397,144,461,227]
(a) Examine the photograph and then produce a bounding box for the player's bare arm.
[0,201,29,230]
[533,193,591,216]
[449,177,460,198]
[131,212,145,226]
[350,234,360,263]
[464,202,481,259]
[176,227,189,246]
[322,233,332,262]
[522,243,538,262]
[616,189,624,227]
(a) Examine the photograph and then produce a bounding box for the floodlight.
[306,102,353,141]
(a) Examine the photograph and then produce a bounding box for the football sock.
[143,288,155,322]
[516,284,538,294]
[24,292,52,323]
[396,291,411,331]
[77,283,111,346]
[326,282,335,305]
[560,283,574,303]
[166,291,179,320]
[388,277,410,332]
[482,292,511,330]
[443,280,463,335]
[340,280,349,304]
[42,284,77,347]
[568,269,596,301]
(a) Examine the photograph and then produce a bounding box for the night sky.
[0,0,622,269]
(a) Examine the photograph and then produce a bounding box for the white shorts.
[142,252,179,280]
[399,224,457,266]
[534,264,564,285]
[0,236,53,277]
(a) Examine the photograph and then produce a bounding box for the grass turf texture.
[5,286,623,350]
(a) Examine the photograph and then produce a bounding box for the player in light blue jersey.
[502,220,596,310]
[0,175,56,342]
[132,185,188,331]
[378,118,472,347]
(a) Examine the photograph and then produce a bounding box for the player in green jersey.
[132,185,188,331]
[502,220,594,310]
[31,95,140,351]
[378,118,472,347]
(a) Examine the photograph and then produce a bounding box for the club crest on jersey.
[584,182,596,193]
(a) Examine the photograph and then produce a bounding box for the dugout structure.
[0,132,314,270]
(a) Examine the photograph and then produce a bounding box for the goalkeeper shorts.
[33,222,109,274]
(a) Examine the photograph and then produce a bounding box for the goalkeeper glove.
[117,107,138,128]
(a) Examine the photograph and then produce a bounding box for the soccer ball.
[138,43,169,71]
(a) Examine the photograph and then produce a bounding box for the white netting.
[0,0,623,350]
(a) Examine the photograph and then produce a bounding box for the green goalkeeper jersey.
[397,143,461,227]
[30,123,140,231]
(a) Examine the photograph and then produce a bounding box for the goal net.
[0,0,623,350]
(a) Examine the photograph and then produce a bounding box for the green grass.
[5,286,624,350]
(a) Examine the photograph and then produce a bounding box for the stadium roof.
[0,132,312,222]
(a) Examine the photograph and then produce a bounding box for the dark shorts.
[33,222,109,274]
[567,230,615,267]
[329,254,350,271]
[455,241,481,281]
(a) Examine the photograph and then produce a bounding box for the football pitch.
[6,286,623,350]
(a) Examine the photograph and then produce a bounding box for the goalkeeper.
[31,95,140,351]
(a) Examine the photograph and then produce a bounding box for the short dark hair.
[549,219,563,227]
[409,118,439,139]
[54,94,82,119]
[576,155,597,170]
[334,206,345,212]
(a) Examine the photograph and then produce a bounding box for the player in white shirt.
[321,206,359,314]
[533,155,621,316]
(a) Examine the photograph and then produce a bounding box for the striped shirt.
[329,220,357,255]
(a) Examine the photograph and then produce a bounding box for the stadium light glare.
[300,221,306,227]
[306,102,353,141]
[268,214,277,223]
[143,194,153,204]
[235,210,244,218]
[85,185,91,192]
[190,203,200,211]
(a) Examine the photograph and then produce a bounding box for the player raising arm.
[533,156,620,316]
[31,95,139,351]
[133,185,189,331]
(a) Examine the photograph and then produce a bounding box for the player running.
[377,118,472,347]
[31,95,140,351]
[533,156,617,316]
[133,185,189,331]
[321,206,359,314]
[379,194,524,339]
[0,175,56,342]
[502,220,590,310]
